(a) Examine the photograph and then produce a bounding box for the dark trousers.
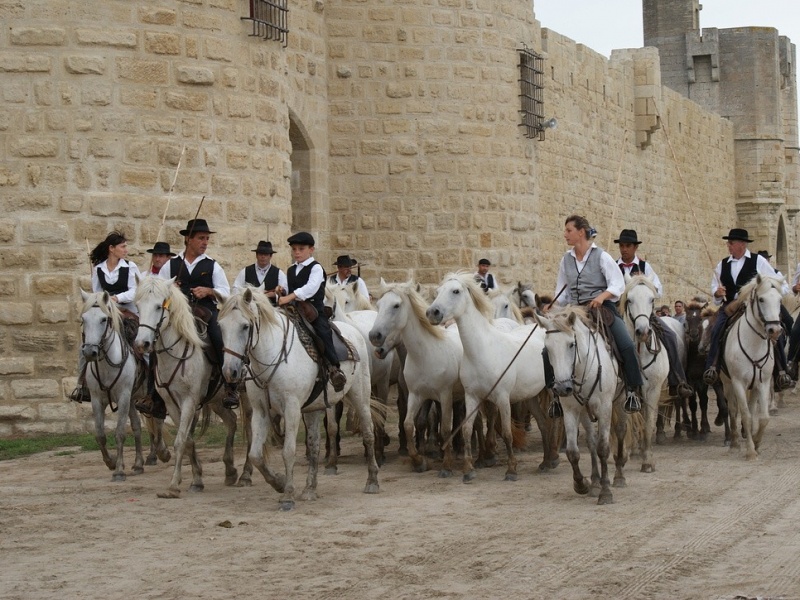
[787,310,800,363]
[604,301,644,389]
[312,313,340,368]
[206,308,224,366]
[655,316,689,387]
[704,307,729,369]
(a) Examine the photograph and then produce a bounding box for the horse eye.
[569,342,575,349]
[393,303,400,309]
[453,289,460,295]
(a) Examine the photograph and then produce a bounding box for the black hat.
[334,255,357,267]
[757,250,772,259]
[722,228,753,243]
[287,231,315,246]
[478,258,491,266]
[614,229,641,245]
[179,219,215,236]
[253,240,276,254]
[146,241,176,256]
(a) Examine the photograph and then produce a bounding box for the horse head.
[217,287,263,385]
[684,300,707,347]
[489,289,524,323]
[621,274,658,342]
[427,272,493,325]
[134,276,202,354]
[535,307,589,398]
[80,290,120,362]
[371,280,442,358]
[742,273,785,341]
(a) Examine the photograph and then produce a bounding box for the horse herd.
[76,271,789,509]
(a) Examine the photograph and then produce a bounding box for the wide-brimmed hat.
[722,228,753,242]
[146,241,176,256]
[757,250,772,259]
[253,240,276,254]
[287,231,315,246]
[179,219,215,236]
[614,229,641,245]
[334,255,358,267]
[478,258,491,266]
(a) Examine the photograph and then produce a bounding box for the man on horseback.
[615,228,693,401]
[151,219,240,411]
[328,254,370,304]
[232,240,287,306]
[549,215,644,417]
[702,228,792,390]
[279,232,347,392]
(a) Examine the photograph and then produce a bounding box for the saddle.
[587,305,624,366]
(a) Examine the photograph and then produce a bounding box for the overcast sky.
[534,0,800,59]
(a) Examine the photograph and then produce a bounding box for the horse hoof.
[324,467,338,475]
[131,466,144,476]
[539,458,560,471]
[104,460,115,471]
[235,477,253,488]
[363,483,380,494]
[145,457,157,466]
[673,431,682,440]
[463,470,477,484]
[640,464,655,473]
[438,469,453,478]
[157,489,181,499]
[111,473,126,482]
[574,479,589,495]
[597,493,614,505]
[224,475,238,487]
[588,486,600,498]
[300,491,318,501]
[189,484,204,493]
[714,414,725,427]
[769,408,778,416]
[482,457,497,468]
[698,432,708,442]
[504,472,518,482]
[613,477,627,488]
[158,451,172,463]
[655,432,667,445]
[397,447,409,457]
[279,501,295,511]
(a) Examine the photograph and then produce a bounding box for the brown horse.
[689,302,730,444]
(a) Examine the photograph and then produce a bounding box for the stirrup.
[677,382,694,399]
[702,367,718,385]
[547,398,563,419]
[787,360,798,381]
[623,390,641,414]
[68,385,90,403]
[135,395,155,416]
[328,367,346,393]
[222,386,240,410]
[776,372,794,392]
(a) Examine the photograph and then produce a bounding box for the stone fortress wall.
[0,0,793,434]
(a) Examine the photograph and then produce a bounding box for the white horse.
[619,275,671,472]
[488,288,525,324]
[369,279,465,476]
[534,307,629,504]
[80,290,149,481]
[426,272,548,482]
[134,276,241,498]
[218,287,379,511]
[720,274,784,459]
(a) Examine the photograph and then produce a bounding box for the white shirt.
[616,256,663,298]
[232,264,288,293]
[328,273,370,302]
[158,252,230,300]
[92,258,141,313]
[291,258,324,301]
[474,272,498,291]
[710,250,777,305]
[555,243,625,306]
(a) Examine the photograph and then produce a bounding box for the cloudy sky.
[534,0,800,59]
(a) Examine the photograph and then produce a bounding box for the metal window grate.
[242,0,288,47]
[518,47,546,140]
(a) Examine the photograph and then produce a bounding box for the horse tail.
[511,419,526,449]
[610,408,644,450]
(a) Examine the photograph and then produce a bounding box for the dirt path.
[1,395,799,600]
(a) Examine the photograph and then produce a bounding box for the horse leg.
[533,391,560,471]
[372,378,390,466]
[153,417,171,463]
[211,402,239,486]
[495,398,518,481]
[752,390,770,454]
[405,393,428,473]
[655,411,667,445]
[279,404,302,511]
[158,400,195,498]
[91,397,116,472]
[144,415,158,466]
[563,410,588,495]
[110,395,129,482]
[726,383,743,452]
[583,412,602,497]
[236,391,253,487]
[595,413,613,505]
[438,392,455,478]
[128,400,145,476]
[248,398,285,493]
[324,403,340,475]
[477,403,498,468]
[396,381,409,456]
[461,395,480,483]
[612,403,629,488]
[672,397,682,439]
[640,388,659,473]
[300,411,322,502]
[186,433,204,492]
[351,374,380,494]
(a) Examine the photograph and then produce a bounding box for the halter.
[624,285,663,373]
[83,303,131,412]
[735,284,778,390]
[546,324,604,406]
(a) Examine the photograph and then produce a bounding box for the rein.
[83,304,131,412]
[624,285,663,373]
[734,286,777,390]
[223,308,294,391]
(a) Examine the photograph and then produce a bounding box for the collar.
[568,242,597,259]
[726,249,751,263]
[294,257,315,268]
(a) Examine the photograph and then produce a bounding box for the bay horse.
[134,276,241,498]
[619,275,670,472]
[218,287,379,511]
[533,307,630,505]
[715,275,784,459]
[426,273,550,483]
[80,290,154,480]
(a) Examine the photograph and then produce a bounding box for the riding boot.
[222,383,240,410]
[135,366,157,415]
[623,388,642,414]
[547,396,563,419]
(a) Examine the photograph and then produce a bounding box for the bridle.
[222,307,293,390]
[624,282,663,372]
[546,322,604,406]
[83,303,131,412]
[735,284,780,389]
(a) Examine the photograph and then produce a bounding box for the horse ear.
[567,311,578,326]
[169,276,177,285]
[242,287,253,303]
[350,281,359,294]
[101,291,111,305]
[135,273,141,284]
[80,289,90,302]
[213,290,226,305]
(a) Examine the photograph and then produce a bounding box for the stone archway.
[289,111,312,233]
[777,215,788,275]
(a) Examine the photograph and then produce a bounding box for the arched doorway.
[289,110,312,233]
[777,215,788,275]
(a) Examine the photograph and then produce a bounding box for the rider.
[278,231,347,392]
[614,228,693,400]
[232,240,287,305]
[328,254,370,304]
[702,228,791,390]
[155,219,240,410]
[69,231,141,404]
[474,258,498,293]
[549,215,644,417]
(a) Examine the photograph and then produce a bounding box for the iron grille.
[242,0,288,47]
[518,47,546,140]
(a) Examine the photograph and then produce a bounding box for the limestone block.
[115,57,168,84]
[0,167,21,187]
[120,168,159,188]
[0,250,41,269]
[144,32,181,55]
[120,88,158,108]
[10,137,58,158]
[183,9,222,31]
[37,301,70,324]
[10,27,66,46]
[165,91,208,111]
[204,37,233,62]
[12,330,61,352]
[0,303,33,325]
[63,55,105,74]
[0,53,52,72]
[0,357,34,375]
[138,7,177,25]
[24,222,68,244]
[177,65,215,85]
[31,275,72,295]
[12,379,59,400]
[38,402,78,421]
[0,404,36,421]
[76,29,138,48]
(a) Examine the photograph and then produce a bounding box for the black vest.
[478,273,494,292]
[329,273,358,286]
[96,265,129,295]
[720,253,758,304]
[169,256,217,309]
[618,260,646,276]
[288,261,326,310]
[245,264,279,291]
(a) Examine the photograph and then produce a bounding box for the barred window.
[242,0,288,47]
[518,47,546,140]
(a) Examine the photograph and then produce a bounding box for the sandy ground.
[1,393,799,600]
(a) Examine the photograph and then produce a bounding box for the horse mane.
[82,291,123,335]
[220,286,279,328]
[700,306,718,318]
[443,271,495,321]
[488,288,524,322]
[135,276,204,348]
[619,274,658,307]
[379,280,445,340]
[738,273,784,303]
[547,305,592,332]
